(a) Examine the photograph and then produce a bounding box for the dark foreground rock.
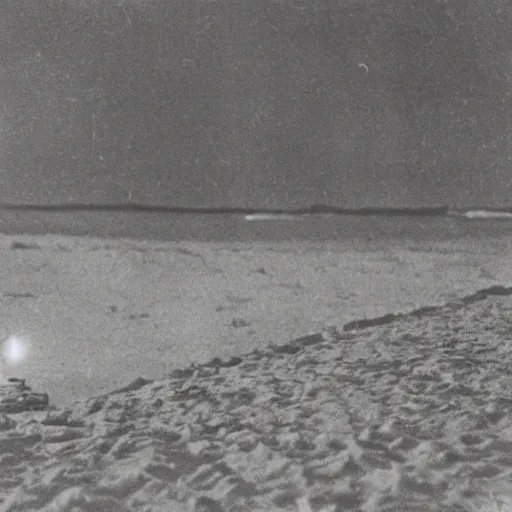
[0,378,50,414]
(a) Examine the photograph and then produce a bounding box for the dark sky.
[1,0,511,208]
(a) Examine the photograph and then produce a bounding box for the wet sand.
[1,233,512,407]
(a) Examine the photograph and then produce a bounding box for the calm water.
[1,210,512,243]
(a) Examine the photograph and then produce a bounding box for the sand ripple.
[2,293,512,511]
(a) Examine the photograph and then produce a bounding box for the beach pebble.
[115,377,154,393]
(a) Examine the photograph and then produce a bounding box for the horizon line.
[0,203,510,216]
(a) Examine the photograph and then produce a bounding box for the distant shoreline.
[1,202,512,218]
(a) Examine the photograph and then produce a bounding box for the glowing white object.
[2,336,28,366]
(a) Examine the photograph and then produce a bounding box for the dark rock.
[409,305,440,317]
[220,356,243,368]
[291,332,324,347]
[86,397,106,414]
[0,379,50,413]
[204,357,223,368]
[459,291,489,304]
[231,318,251,328]
[273,343,302,355]
[169,367,196,379]
[343,313,398,331]
[480,285,512,296]
[10,241,41,250]
[3,292,36,299]
[128,312,150,319]
[111,377,153,394]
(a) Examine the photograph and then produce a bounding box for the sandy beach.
[1,233,512,407]
[2,286,512,510]
[0,231,512,509]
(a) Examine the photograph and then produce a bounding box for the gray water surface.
[1,210,512,244]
